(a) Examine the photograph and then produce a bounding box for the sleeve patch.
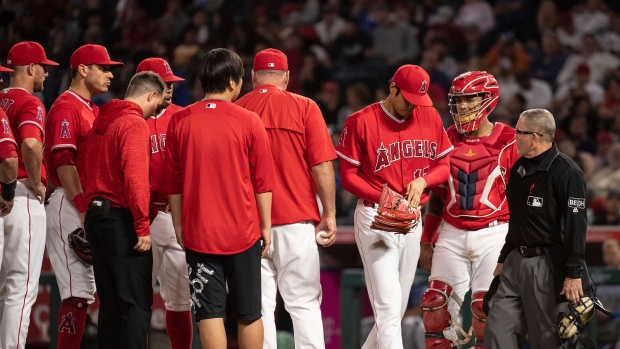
[568,197,585,211]
[60,119,71,139]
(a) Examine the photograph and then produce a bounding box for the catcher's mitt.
[370,184,421,234]
[67,227,92,264]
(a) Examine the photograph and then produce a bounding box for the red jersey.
[147,104,183,205]
[0,87,47,185]
[84,100,151,237]
[45,90,98,187]
[441,123,519,230]
[236,84,336,225]
[166,100,276,255]
[0,109,17,162]
[335,102,453,205]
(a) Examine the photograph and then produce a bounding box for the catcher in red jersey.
[44,44,123,349]
[136,57,193,349]
[418,71,519,349]
[336,65,453,349]
[0,41,58,349]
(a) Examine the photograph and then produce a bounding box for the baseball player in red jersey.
[0,63,18,217]
[236,48,337,349]
[0,41,58,349]
[166,48,276,349]
[136,57,193,349]
[336,65,453,349]
[44,44,123,349]
[418,72,519,349]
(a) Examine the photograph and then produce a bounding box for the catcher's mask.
[557,296,611,348]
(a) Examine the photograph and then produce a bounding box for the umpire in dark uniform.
[485,109,589,349]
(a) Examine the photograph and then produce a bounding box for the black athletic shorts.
[185,239,262,321]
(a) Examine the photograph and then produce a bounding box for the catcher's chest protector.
[445,124,515,218]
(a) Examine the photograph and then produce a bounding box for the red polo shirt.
[166,99,276,255]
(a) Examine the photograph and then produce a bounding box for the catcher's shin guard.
[471,291,486,348]
[422,280,453,349]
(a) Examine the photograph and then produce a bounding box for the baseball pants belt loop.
[488,220,508,227]
[517,245,546,258]
[363,200,377,208]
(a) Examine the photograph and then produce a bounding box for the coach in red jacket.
[83,71,165,349]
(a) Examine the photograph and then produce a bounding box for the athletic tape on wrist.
[1,179,16,202]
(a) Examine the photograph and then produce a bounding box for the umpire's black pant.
[85,207,153,349]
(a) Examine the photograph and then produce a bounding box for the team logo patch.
[36,106,43,122]
[2,119,11,135]
[163,61,172,74]
[568,197,585,212]
[463,149,476,157]
[338,127,347,148]
[58,312,76,334]
[527,196,543,207]
[189,263,214,308]
[60,119,71,138]
[268,63,275,67]
[206,103,216,109]
[260,89,268,93]
[418,80,428,94]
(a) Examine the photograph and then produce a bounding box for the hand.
[315,215,337,247]
[32,181,46,204]
[260,224,271,258]
[134,235,151,252]
[174,224,184,250]
[560,277,583,304]
[493,263,503,276]
[419,243,434,272]
[406,177,427,207]
[0,198,14,216]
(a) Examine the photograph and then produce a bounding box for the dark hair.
[199,48,244,94]
[125,71,165,98]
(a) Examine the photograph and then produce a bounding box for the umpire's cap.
[392,65,433,107]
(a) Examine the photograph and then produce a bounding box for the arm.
[57,165,87,226]
[340,160,382,203]
[419,191,445,271]
[255,191,272,257]
[168,193,183,249]
[21,138,45,203]
[406,154,450,207]
[312,161,337,247]
[0,156,18,215]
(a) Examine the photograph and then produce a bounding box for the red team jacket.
[165,99,276,255]
[439,123,519,231]
[0,88,47,185]
[84,100,152,237]
[147,104,183,205]
[335,102,453,205]
[0,109,17,162]
[45,90,98,188]
[235,84,337,225]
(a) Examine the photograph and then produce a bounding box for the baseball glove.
[370,184,421,234]
[67,227,92,264]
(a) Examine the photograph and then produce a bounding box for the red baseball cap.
[253,48,288,71]
[136,57,184,83]
[392,65,433,107]
[7,41,59,66]
[0,63,13,73]
[70,44,123,69]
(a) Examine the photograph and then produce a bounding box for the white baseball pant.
[262,221,324,349]
[0,181,46,349]
[46,187,96,303]
[429,222,508,320]
[151,211,191,312]
[355,200,422,349]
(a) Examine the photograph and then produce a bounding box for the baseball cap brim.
[400,89,433,107]
[162,75,185,83]
[0,67,13,73]
[39,58,60,66]
[95,59,124,67]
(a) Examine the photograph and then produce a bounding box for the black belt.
[517,246,546,258]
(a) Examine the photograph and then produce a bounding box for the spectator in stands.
[556,34,620,87]
[316,82,342,128]
[331,19,373,67]
[588,143,620,198]
[556,11,582,52]
[485,31,530,76]
[557,138,596,180]
[602,238,620,268]
[419,48,451,94]
[594,131,615,168]
[593,192,620,226]
[371,4,419,75]
[555,63,605,109]
[530,31,567,89]
[536,0,558,35]
[453,0,496,35]
[314,6,346,49]
[599,75,620,121]
[336,82,371,130]
[502,69,553,110]
[563,113,597,155]
[572,0,610,36]
[600,12,620,55]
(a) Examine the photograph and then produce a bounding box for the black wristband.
[1,179,16,202]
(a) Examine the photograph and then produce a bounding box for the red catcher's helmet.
[448,71,499,133]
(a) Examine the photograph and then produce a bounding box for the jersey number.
[413,166,429,179]
[150,134,166,153]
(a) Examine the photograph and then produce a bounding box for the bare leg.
[198,318,227,349]
[237,318,264,349]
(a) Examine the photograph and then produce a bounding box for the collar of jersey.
[151,107,166,119]
[2,87,29,94]
[380,100,409,124]
[66,90,93,110]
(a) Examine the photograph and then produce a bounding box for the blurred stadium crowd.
[1,0,620,226]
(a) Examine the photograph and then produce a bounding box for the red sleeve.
[340,160,382,203]
[335,115,362,166]
[501,141,520,184]
[165,114,182,195]
[305,101,337,166]
[17,100,45,142]
[421,155,450,187]
[47,106,80,163]
[120,120,152,237]
[248,114,276,193]
[0,112,17,162]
